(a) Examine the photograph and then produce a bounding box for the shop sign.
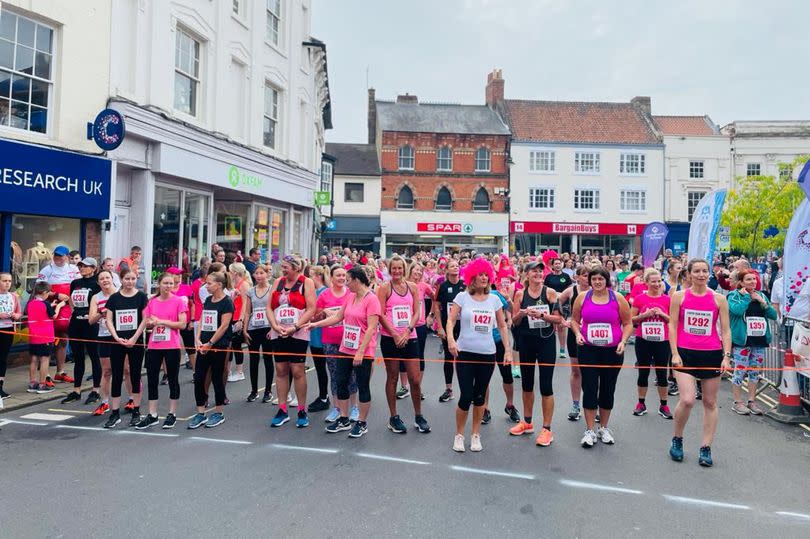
[0,138,111,219]
[87,108,125,151]
[511,221,645,236]
[553,222,599,234]
[314,191,331,206]
[227,165,263,189]
[418,222,462,233]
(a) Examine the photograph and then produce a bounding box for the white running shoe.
[452,434,465,452]
[234,371,245,381]
[581,429,597,448]
[598,427,615,444]
[226,371,239,382]
[270,395,279,405]
[470,433,483,452]
[289,394,298,407]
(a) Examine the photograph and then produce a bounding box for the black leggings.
[519,334,557,396]
[247,329,273,393]
[195,348,228,407]
[311,346,328,400]
[147,349,180,400]
[579,344,623,410]
[110,343,144,399]
[0,331,13,377]
[335,354,372,402]
[495,340,513,384]
[400,325,428,372]
[456,351,495,411]
[635,338,670,388]
[69,320,100,389]
[441,325,460,385]
[231,331,245,365]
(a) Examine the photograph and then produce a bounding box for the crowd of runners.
[0,243,791,467]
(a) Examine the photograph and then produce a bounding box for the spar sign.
[417,222,473,234]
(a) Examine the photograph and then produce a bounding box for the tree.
[720,155,808,256]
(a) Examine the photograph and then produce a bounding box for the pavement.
[1,335,810,538]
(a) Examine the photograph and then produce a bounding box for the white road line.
[21,412,73,421]
[355,452,430,466]
[560,479,643,495]
[117,430,179,438]
[3,419,48,426]
[450,465,535,481]
[189,436,253,445]
[271,443,339,454]
[775,511,810,520]
[56,425,105,432]
[662,494,750,510]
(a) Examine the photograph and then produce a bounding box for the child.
[26,282,56,394]
[0,271,22,399]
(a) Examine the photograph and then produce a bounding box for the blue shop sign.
[87,108,126,151]
[0,138,112,220]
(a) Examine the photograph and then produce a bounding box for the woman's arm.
[375,283,397,335]
[88,295,101,325]
[669,291,683,363]
[616,294,633,354]
[495,308,512,364]
[543,289,564,325]
[511,290,526,324]
[296,277,317,328]
[570,294,585,341]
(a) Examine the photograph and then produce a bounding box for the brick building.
[368,88,511,256]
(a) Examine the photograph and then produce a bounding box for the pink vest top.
[381,282,416,339]
[677,289,721,350]
[580,290,622,347]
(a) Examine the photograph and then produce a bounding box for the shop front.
[322,216,381,254]
[511,221,646,257]
[380,212,508,257]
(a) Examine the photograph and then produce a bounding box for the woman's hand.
[671,353,683,368]
[616,341,626,355]
[576,333,585,346]
[447,339,459,358]
[243,330,251,345]
[503,349,513,365]
[721,355,732,373]
[353,351,363,366]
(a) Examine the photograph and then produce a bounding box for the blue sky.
[313,0,808,142]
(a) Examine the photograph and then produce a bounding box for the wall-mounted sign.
[510,221,645,236]
[314,191,331,206]
[87,108,125,151]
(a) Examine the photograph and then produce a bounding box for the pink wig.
[541,250,558,264]
[461,257,496,287]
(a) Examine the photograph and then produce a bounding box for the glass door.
[183,193,209,278]
[153,186,182,280]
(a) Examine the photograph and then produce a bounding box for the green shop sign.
[228,165,263,190]
[314,191,331,206]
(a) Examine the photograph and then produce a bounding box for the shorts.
[380,335,419,368]
[273,337,309,364]
[676,347,723,380]
[566,325,579,358]
[29,343,53,356]
[181,328,195,351]
[97,337,114,358]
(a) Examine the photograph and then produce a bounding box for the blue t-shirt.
[492,290,509,343]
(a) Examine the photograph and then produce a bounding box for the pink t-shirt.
[339,291,381,358]
[415,281,433,326]
[143,294,188,349]
[191,279,205,321]
[317,287,349,345]
[634,292,670,341]
[628,282,647,306]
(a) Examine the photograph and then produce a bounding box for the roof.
[653,115,719,136]
[376,101,510,135]
[721,120,810,138]
[503,99,659,144]
[325,143,380,176]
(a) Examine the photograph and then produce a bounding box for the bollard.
[766,350,810,424]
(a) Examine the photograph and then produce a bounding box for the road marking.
[117,430,179,438]
[775,511,810,520]
[559,479,643,494]
[189,436,253,445]
[56,425,105,432]
[450,465,535,481]
[355,452,430,466]
[799,424,810,434]
[662,494,749,510]
[48,408,92,415]
[3,419,48,426]
[271,443,339,454]
[21,412,73,421]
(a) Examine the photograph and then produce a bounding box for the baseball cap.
[53,246,69,256]
[78,257,98,267]
[524,260,544,271]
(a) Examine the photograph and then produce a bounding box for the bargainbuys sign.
[511,221,642,236]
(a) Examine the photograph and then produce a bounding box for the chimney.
[486,69,504,107]
[367,87,376,145]
[396,93,418,104]
[631,96,651,116]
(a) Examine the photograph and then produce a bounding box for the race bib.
[201,309,218,332]
[342,324,361,350]
[528,304,550,329]
[392,304,411,329]
[641,321,665,342]
[152,325,170,342]
[250,309,268,328]
[684,309,713,336]
[619,282,631,294]
[71,289,89,308]
[501,278,511,288]
[470,309,493,334]
[275,306,299,327]
[587,323,613,346]
[116,309,137,331]
[746,316,767,337]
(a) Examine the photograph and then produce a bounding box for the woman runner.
[88,270,118,416]
[557,266,591,421]
[242,264,274,403]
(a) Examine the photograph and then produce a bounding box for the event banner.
[641,221,669,266]
[783,198,810,316]
[687,188,727,263]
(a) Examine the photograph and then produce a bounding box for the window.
[620,190,647,212]
[746,163,761,177]
[529,150,555,172]
[266,0,281,46]
[263,83,279,149]
[174,27,200,116]
[435,186,452,211]
[320,161,332,193]
[574,188,600,210]
[575,152,600,173]
[0,9,54,133]
[779,165,793,180]
[436,146,452,171]
[689,160,704,179]
[398,145,414,170]
[475,147,491,172]
[232,0,243,16]
[396,185,414,210]
[473,187,490,212]
[687,191,706,220]
[529,187,555,210]
[620,153,645,174]
[344,182,364,203]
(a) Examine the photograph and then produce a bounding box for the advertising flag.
[688,188,727,263]
[782,198,810,316]
[641,222,669,267]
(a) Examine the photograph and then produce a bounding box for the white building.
[723,121,810,181]
[106,0,330,281]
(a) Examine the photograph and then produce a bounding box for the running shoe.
[326,417,352,433]
[61,391,80,404]
[414,415,431,433]
[296,410,310,428]
[262,391,273,403]
[452,434,465,452]
[0,388,10,399]
[246,391,258,403]
[349,405,360,422]
[509,420,534,436]
[511,366,521,379]
[36,383,54,394]
[535,428,554,447]
[307,397,330,412]
[698,446,713,467]
[104,411,121,429]
[325,407,340,423]
[92,402,110,416]
[669,436,684,461]
[270,409,289,427]
[160,373,168,386]
[184,361,193,370]
[129,411,141,427]
[580,429,597,448]
[206,412,225,428]
[270,395,280,405]
[227,371,239,382]
[597,426,615,444]
[234,371,245,381]
[470,433,483,452]
[162,413,177,429]
[747,401,764,416]
[481,409,491,425]
[595,413,601,423]
[504,404,521,423]
[84,391,100,405]
[135,414,159,430]
[438,388,454,403]
[633,402,647,416]
[188,413,207,429]
[26,382,39,393]
[567,403,581,421]
[396,385,410,400]
[54,372,74,384]
[559,348,568,359]
[658,405,673,420]
[667,380,679,396]
[124,399,135,411]
[421,392,426,401]
[44,378,55,390]
[349,421,368,438]
[732,401,750,415]
[387,415,407,434]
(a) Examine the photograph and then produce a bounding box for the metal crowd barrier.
[760,318,810,407]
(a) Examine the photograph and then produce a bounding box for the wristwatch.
[723,352,732,358]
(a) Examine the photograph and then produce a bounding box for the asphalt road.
[1,334,809,538]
